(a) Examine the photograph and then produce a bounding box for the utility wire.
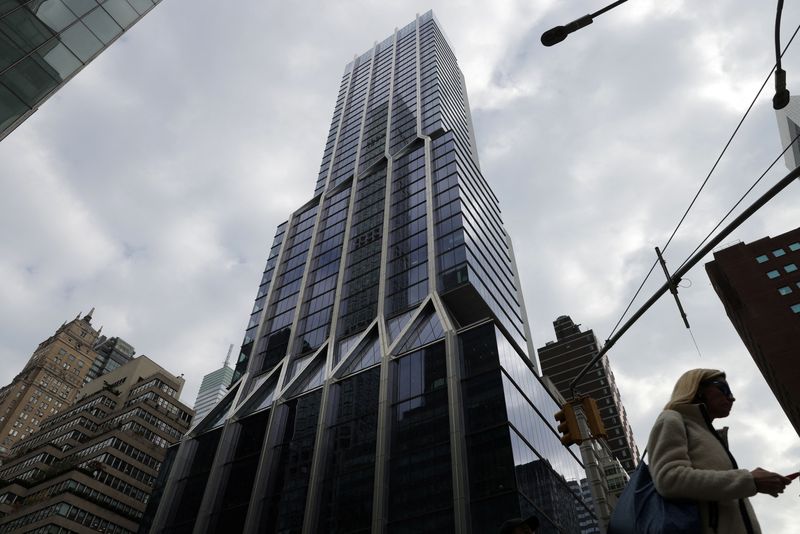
[676,128,800,273]
[608,20,800,338]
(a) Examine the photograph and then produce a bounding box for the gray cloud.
[1,0,799,530]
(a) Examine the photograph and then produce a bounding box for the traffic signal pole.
[569,162,800,398]
[574,404,614,531]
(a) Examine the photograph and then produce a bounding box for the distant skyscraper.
[775,95,800,170]
[0,0,163,140]
[537,315,639,473]
[0,310,101,455]
[0,355,193,534]
[193,346,235,421]
[86,335,136,382]
[705,227,800,437]
[149,12,596,533]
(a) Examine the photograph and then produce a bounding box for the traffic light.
[554,403,582,446]
[581,396,607,439]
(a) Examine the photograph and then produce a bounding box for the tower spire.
[224,344,233,368]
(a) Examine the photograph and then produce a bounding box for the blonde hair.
[664,368,725,410]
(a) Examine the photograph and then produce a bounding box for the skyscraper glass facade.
[0,0,162,140]
[149,11,596,533]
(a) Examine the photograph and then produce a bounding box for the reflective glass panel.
[318,368,380,530]
[396,309,444,354]
[100,0,137,27]
[37,41,82,79]
[291,357,325,395]
[266,391,322,531]
[82,5,121,43]
[0,1,25,16]
[0,82,28,131]
[341,332,381,376]
[59,20,102,61]
[62,0,97,15]
[0,55,59,106]
[336,332,361,362]
[33,0,77,32]
[386,308,416,343]
[0,24,25,70]
[389,344,452,525]
[127,0,152,14]
[1,9,55,53]
[245,378,277,415]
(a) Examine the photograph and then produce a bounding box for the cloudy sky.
[2,0,799,529]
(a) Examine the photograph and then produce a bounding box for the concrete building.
[148,11,597,533]
[705,227,800,436]
[0,355,192,533]
[0,0,164,140]
[537,315,640,473]
[0,310,101,456]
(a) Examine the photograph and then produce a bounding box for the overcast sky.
[2,0,799,530]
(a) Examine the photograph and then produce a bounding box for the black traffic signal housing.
[581,396,607,439]
[554,403,582,446]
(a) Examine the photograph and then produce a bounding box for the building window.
[773,248,786,257]
[779,286,793,296]
[767,270,781,279]
[756,254,769,263]
[785,263,798,273]
[791,303,800,314]
[789,242,800,252]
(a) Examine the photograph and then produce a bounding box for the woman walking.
[647,368,791,534]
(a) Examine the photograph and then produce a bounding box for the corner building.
[149,12,596,534]
[705,227,800,437]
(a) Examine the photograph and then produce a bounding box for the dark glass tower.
[148,12,596,533]
[0,0,162,140]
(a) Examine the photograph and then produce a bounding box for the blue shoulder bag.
[607,454,701,534]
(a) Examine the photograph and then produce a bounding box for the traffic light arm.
[568,162,800,398]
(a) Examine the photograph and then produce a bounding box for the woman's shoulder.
[649,409,688,438]
[654,409,685,425]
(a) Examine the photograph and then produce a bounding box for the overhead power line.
[608,20,800,338]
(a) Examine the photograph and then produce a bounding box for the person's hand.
[751,468,791,497]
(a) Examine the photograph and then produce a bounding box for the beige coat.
[647,404,760,534]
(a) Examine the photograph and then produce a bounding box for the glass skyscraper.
[0,0,162,140]
[148,11,596,533]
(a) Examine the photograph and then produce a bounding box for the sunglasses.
[704,380,734,399]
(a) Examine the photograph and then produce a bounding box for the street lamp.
[540,0,629,46]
